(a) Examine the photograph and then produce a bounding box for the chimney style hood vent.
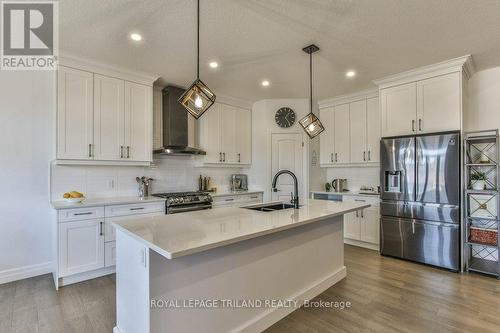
[153,86,206,156]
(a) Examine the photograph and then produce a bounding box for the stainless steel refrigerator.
[380,132,460,271]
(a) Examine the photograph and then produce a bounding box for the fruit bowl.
[64,197,85,203]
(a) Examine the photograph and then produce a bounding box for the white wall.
[466,66,500,131]
[249,99,324,201]
[0,71,55,283]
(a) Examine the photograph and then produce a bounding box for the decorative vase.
[472,180,485,190]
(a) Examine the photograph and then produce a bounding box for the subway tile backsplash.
[50,156,249,200]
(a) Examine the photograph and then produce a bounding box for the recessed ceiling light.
[130,33,142,41]
[209,61,218,69]
[346,71,356,78]
[261,80,270,87]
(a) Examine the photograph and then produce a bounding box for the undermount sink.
[243,202,296,212]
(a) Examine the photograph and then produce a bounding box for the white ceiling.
[60,0,500,103]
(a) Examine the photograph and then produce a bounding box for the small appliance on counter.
[230,174,248,192]
[331,178,348,193]
[136,177,153,198]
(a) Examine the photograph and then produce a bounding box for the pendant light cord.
[309,50,313,114]
[197,0,200,79]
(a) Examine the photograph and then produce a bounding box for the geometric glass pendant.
[178,78,216,119]
[299,112,325,139]
[299,44,324,139]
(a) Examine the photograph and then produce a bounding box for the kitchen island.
[112,199,369,333]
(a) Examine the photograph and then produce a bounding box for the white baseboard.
[0,262,52,285]
[59,266,115,287]
[238,266,347,333]
[344,238,379,251]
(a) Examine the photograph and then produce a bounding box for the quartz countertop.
[210,190,264,197]
[310,190,380,198]
[51,196,166,209]
[112,198,370,260]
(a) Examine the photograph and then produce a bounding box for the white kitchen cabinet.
[58,219,105,277]
[212,192,263,208]
[105,241,116,267]
[333,104,350,164]
[93,74,125,161]
[198,102,252,165]
[56,58,155,165]
[124,81,153,162]
[236,108,252,164]
[57,66,94,160]
[416,72,460,134]
[380,82,417,137]
[344,211,361,240]
[360,208,380,244]
[342,196,380,248]
[349,100,367,163]
[366,97,380,163]
[319,107,335,165]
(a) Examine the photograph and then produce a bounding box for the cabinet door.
[416,72,460,133]
[360,208,380,244]
[57,66,94,160]
[199,104,221,163]
[349,100,367,163]
[220,104,237,163]
[380,82,416,137]
[319,107,335,165]
[105,241,116,267]
[366,97,381,163]
[58,219,104,277]
[93,74,125,161]
[124,81,152,162]
[333,104,350,164]
[344,211,361,240]
[235,107,252,164]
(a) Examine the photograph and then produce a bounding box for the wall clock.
[275,107,296,128]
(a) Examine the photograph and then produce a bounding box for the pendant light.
[178,0,216,119]
[299,44,324,139]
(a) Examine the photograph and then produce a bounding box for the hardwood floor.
[1,245,499,333]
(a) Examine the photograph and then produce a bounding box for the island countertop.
[112,198,370,259]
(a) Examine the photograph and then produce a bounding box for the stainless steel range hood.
[153,86,206,156]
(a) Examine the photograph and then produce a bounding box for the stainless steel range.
[153,191,212,214]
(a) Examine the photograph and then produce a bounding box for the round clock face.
[275,107,296,128]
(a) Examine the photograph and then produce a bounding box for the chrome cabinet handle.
[99,222,103,236]
[361,210,364,218]
[74,212,92,216]
[412,120,415,132]
[335,153,338,162]
[127,146,130,158]
[250,196,259,199]
[223,152,226,162]
[355,199,366,202]
[225,198,234,202]
[88,144,92,158]
[219,152,222,162]
[238,153,241,163]
[356,211,359,218]
[418,119,422,131]
[130,207,145,211]
[368,150,371,161]
[363,151,366,161]
[120,146,124,158]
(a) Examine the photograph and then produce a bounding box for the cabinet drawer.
[213,196,239,205]
[240,193,263,203]
[342,195,380,207]
[58,206,104,222]
[105,241,116,267]
[105,202,164,217]
[105,212,163,242]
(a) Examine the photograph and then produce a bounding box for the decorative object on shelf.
[178,0,216,119]
[299,44,324,139]
[471,171,487,190]
[325,182,331,192]
[464,129,500,278]
[275,107,296,128]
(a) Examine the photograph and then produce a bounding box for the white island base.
[114,215,346,333]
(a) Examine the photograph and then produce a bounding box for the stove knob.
[174,198,180,203]
[168,198,174,204]
[179,197,184,203]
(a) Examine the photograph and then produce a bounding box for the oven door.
[167,203,212,214]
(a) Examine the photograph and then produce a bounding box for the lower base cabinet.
[56,201,164,286]
[212,192,263,208]
[343,196,380,248]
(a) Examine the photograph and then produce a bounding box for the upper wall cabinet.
[56,58,157,166]
[198,102,252,166]
[375,56,474,138]
[318,90,380,167]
